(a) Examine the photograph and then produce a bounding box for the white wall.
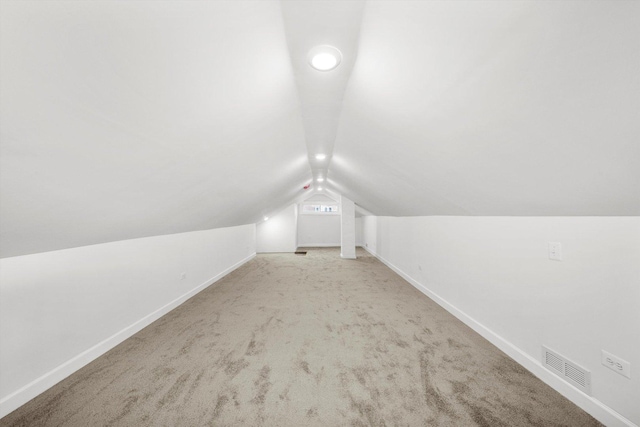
[362,216,639,427]
[333,1,640,218]
[0,224,255,417]
[257,204,297,253]
[355,217,363,246]
[1,2,309,258]
[340,196,356,259]
[297,214,341,247]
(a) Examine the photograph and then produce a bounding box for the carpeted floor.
[1,248,601,426]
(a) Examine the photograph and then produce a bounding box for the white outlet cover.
[602,350,631,379]
[548,242,562,261]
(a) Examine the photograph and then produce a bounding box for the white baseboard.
[297,243,340,247]
[362,246,636,427]
[0,253,256,419]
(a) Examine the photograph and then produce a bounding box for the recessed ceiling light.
[318,187,323,191]
[315,154,326,160]
[308,46,342,72]
[317,177,324,182]
[263,216,269,221]
[311,53,338,71]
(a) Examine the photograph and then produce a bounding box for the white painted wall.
[355,217,363,246]
[1,2,309,258]
[0,224,255,417]
[297,214,341,247]
[334,1,640,217]
[362,216,639,427]
[256,204,297,253]
[340,196,356,259]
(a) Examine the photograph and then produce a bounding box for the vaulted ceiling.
[1,0,638,257]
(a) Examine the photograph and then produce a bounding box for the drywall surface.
[362,216,640,426]
[0,224,255,417]
[355,217,363,246]
[340,196,356,259]
[1,1,309,258]
[297,214,341,247]
[333,1,640,216]
[257,204,297,253]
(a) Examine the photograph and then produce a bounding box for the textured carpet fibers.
[1,248,601,426]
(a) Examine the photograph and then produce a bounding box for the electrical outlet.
[180,272,187,280]
[548,242,562,261]
[602,350,631,379]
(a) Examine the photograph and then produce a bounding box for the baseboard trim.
[362,246,636,427]
[297,243,340,247]
[0,253,256,419]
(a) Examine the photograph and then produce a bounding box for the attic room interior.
[0,0,638,426]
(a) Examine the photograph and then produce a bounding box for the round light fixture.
[312,53,338,71]
[315,154,326,160]
[317,177,324,182]
[318,187,323,191]
[263,216,269,221]
[308,45,342,72]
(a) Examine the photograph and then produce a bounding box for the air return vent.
[542,346,591,395]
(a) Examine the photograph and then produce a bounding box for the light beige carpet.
[1,248,601,426]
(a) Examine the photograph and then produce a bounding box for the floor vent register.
[542,345,591,395]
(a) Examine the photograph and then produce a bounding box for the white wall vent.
[542,346,591,395]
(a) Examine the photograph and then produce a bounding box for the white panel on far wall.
[340,196,356,259]
[355,217,364,246]
[297,213,341,247]
[256,204,298,253]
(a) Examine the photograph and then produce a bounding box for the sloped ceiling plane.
[1,0,638,257]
